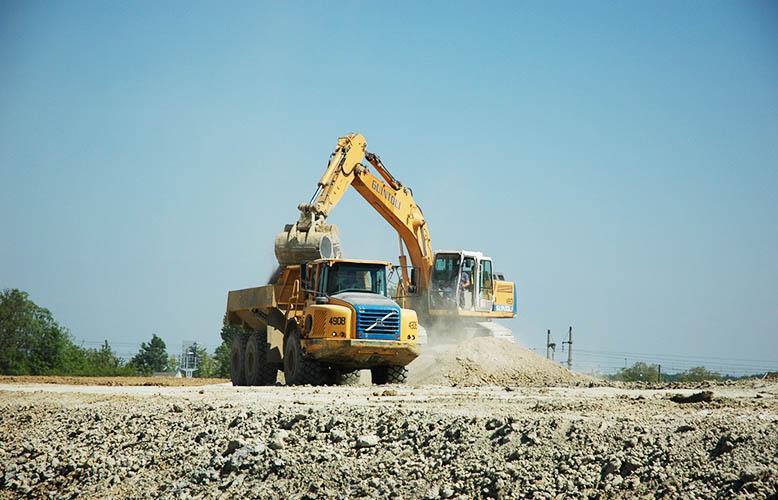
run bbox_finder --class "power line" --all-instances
[532,330,776,376]
[574,353,774,371]
[576,348,775,365]
[573,351,775,372]
[574,350,775,367]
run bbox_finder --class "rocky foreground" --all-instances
[0,381,776,499]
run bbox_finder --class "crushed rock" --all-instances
[0,382,776,498]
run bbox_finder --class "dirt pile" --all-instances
[408,337,591,386]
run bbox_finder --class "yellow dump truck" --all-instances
[226,259,420,386]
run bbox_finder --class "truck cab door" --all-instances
[477,259,494,311]
[318,264,329,296]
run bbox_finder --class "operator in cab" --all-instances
[459,258,474,309]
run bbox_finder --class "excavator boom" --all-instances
[275,133,433,293]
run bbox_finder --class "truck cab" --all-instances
[225,258,420,386]
[304,260,403,341]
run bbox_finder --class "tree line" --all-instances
[0,288,231,378]
[608,361,762,383]
[6,288,761,382]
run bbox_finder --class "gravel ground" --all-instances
[0,376,229,387]
[0,381,776,499]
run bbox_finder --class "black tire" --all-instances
[371,365,408,385]
[283,329,327,386]
[334,370,361,386]
[230,335,248,386]
[244,330,278,386]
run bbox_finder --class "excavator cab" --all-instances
[429,251,496,312]
[429,253,459,309]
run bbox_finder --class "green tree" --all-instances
[612,361,659,382]
[675,366,722,382]
[0,289,72,375]
[167,354,179,373]
[194,345,215,378]
[64,340,132,376]
[215,323,245,379]
[220,323,243,344]
[0,288,134,376]
[213,341,231,378]
[129,334,168,374]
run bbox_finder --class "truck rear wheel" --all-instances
[245,331,278,386]
[230,335,248,386]
[371,365,408,385]
[283,330,327,386]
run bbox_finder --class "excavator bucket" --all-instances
[274,221,343,266]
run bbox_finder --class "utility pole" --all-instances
[657,364,662,384]
[562,326,573,369]
[546,330,556,360]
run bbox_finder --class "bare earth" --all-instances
[0,379,776,499]
[0,376,229,387]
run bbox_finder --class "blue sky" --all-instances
[1,1,776,374]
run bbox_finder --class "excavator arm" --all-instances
[274,133,433,293]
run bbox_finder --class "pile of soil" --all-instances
[408,337,591,386]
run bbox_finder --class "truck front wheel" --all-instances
[245,331,278,386]
[371,365,408,385]
[283,330,326,386]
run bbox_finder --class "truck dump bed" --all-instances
[225,285,275,331]
[225,265,303,331]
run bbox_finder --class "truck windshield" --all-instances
[326,263,387,296]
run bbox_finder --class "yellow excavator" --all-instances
[274,133,517,342]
